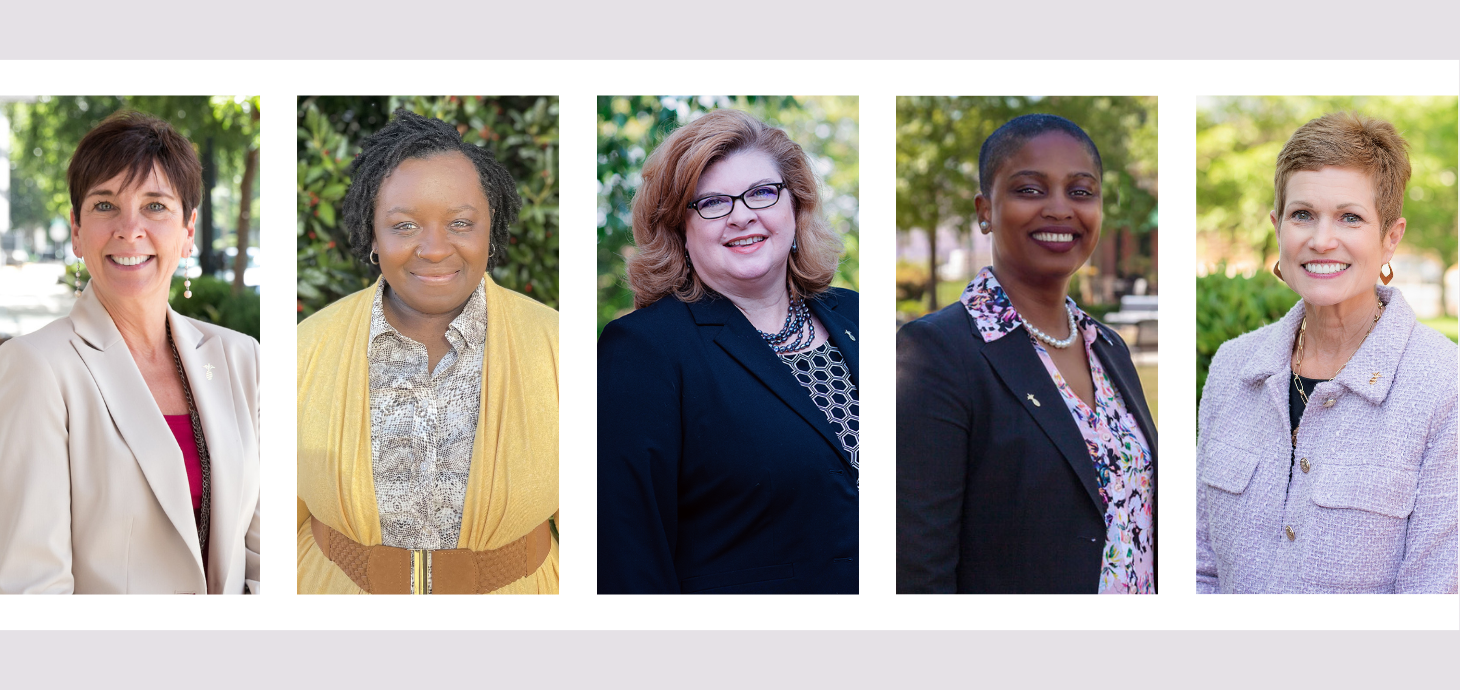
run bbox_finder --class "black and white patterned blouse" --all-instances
[779,341,859,485]
[367,281,487,550]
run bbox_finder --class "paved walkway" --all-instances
[0,261,76,339]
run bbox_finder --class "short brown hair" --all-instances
[626,109,841,309]
[1274,112,1411,234]
[67,111,203,224]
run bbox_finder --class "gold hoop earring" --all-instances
[1380,262,1394,285]
[1272,260,1284,282]
[369,251,380,265]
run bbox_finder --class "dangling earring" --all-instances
[183,253,193,299]
[1272,260,1284,282]
[74,257,85,296]
[979,220,991,235]
[684,248,693,271]
[791,237,798,253]
[1379,262,1394,285]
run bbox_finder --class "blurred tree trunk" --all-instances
[199,137,217,275]
[232,140,258,295]
[926,210,940,313]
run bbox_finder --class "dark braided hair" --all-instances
[978,114,1103,197]
[341,108,522,271]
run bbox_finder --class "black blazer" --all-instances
[598,288,859,594]
[896,302,1157,593]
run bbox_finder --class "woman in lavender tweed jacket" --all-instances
[1197,287,1457,593]
[1196,113,1458,594]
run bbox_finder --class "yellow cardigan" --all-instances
[296,276,558,594]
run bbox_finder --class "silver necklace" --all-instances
[1025,304,1079,349]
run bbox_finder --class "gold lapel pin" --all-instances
[1369,372,1382,385]
[204,363,216,381]
[1027,393,1041,407]
[845,330,856,341]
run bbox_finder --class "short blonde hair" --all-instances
[626,109,840,309]
[1274,112,1411,234]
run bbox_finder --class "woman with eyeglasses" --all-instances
[597,109,859,594]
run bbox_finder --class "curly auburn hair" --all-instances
[1274,112,1412,235]
[625,109,841,309]
[340,108,522,271]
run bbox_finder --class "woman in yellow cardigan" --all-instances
[297,109,558,594]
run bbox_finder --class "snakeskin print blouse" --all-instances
[780,341,860,486]
[367,281,486,550]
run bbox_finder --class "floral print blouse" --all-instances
[959,267,1154,594]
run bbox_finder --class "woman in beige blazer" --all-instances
[0,111,260,594]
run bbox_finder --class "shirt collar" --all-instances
[1238,285,1412,406]
[368,279,488,355]
[958,266,1102,346]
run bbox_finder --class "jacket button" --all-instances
[1285,525,1297,541]
[1324,399,1335,407]
[1300,458,1311,473]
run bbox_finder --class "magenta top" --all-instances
[164,415,203,512]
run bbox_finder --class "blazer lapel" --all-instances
[170,312,245,593]
[689,297,849,465]
[978,324,1105,514]
[1093,335,1158,458]
[68,292,204,575]
[808,291,859,387]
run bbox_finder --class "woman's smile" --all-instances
[1028,226,1082,252]
[1301,260,1350,278]
[107,254,155,269]
[723,233,769,253]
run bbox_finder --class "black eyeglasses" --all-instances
[686,182,786,220]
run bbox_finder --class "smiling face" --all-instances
[1272,166,1404,311]
[71,164,196,306]
[683,149,796,298]
[372,152,492,318]
[978,131,1102,287]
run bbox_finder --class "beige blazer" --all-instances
[0,286,260,594]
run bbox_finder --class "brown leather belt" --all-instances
[311,516,552,594]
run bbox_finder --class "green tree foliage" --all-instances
[897,96,1159,311]
[296,96,558,320]
[596,96,859,334]
[1196,96,1458,268]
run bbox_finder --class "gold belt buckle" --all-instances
[411,550,431,595]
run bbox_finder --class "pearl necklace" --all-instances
[1025,304,1079,349]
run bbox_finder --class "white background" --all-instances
[1,56,1456,683]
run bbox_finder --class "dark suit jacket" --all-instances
[598,288,859,594]
[896,302,1157,593]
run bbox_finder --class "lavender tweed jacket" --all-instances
[1196,286,1458,593]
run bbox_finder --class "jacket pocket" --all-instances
[1199,440,1261,495]
[680,563,795,593]
[1311,464,1420,519]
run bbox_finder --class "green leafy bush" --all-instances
[170,275,261,341]
[1196,268,1296,411]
